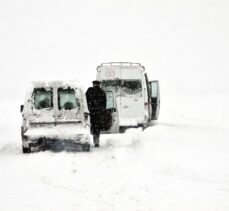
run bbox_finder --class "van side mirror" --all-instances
[20,105,24,113]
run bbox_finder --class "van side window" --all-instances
[151,82,158,98]
[58,88,80,110]
[34,88,53,110]
[105,91,114,109]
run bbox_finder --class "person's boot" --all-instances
[93,134,100,147]
[95,143,100,147]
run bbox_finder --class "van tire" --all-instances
[119,127,127,133]
[142,123,149,130]
[83,143,90,152]
[22,146,31,153]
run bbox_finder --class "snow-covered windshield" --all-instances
[101,80,142,96]
[34,88,53,110]
[58,88,80,110]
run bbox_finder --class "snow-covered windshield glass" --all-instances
[121,80,142,96]
[58,88,80,110]
[34,88,53,110]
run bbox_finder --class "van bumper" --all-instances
[23,124,91,151]
[23,135,90,152]
[28,137,90,152]
[119,118,147,127]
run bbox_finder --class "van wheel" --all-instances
[83,143,90,152]
[22,146,31,153]
[140,123,148,131]
[119,127,127,133]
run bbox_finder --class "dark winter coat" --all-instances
[86,86,107,134]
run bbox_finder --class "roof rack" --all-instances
[99,62,143,67]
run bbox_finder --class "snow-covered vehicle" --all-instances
[20,80,91,153]
[97,62,160,131]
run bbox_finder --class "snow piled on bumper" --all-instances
[119,118,146,127]
[24,124,90,141]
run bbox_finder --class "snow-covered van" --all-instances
[96,62,160,131]
[20,80,91,153]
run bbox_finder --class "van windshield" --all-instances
[34,88,53,110]
[101,80,142,96]
[58,88,80,110]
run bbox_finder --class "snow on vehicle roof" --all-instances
[29,79,82,89]
[97,62,145,72]
[24,80,85,102]
[98,62,143,67]
[23,79,89,115]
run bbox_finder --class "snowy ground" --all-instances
[1,0,229,210]
[0,92,229,211]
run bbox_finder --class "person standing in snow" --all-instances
[86,80,107,147]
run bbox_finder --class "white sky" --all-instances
[0,0,229,97]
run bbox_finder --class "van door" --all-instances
[30,87,56,123]
[56,87,82,123]
[100,90,119,134]
[149,80,160,120]
[119,80,144,126]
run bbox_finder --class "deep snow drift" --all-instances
[0,92,229,211]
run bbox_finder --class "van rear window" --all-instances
[58,88,80,110]
[101,80,142,96]
[101,80,121,88]
[34,88,53,110]
[121,80,142,95]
